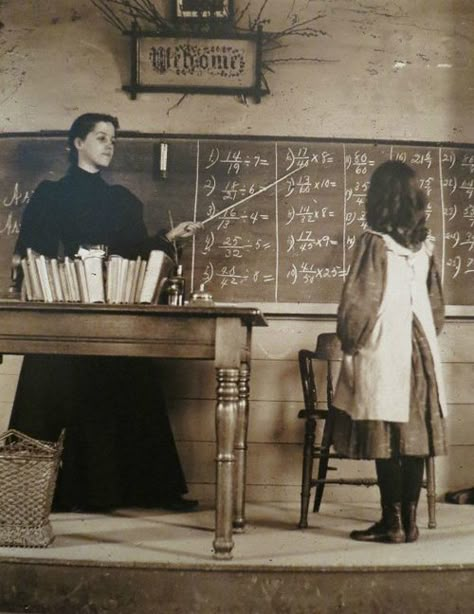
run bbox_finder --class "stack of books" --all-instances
[20,248,174,305]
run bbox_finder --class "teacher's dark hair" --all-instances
[67,113,119,165]
[366,160,428,248]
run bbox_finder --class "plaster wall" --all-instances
[0,0,473,141]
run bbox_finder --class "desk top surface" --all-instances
[0,300,268,327]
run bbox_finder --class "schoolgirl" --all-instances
[332,160,447,543]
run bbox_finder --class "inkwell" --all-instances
[189,283,214,306]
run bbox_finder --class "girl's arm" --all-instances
[336,232,386,354]
[427,255,445,334]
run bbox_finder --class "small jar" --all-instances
[189,284,214,306]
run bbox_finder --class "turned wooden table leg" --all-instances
[233,360,250,532]
[213,367,240,560]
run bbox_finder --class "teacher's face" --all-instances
[74,121,116,172]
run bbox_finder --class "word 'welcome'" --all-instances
[148,44,246,77]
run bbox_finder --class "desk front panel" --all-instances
[0,308,217,359]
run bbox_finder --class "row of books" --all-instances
[20,249,174,304]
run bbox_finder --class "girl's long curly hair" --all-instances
[366,160,428,248]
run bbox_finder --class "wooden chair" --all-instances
[297,332,437,530]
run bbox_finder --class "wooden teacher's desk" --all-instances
[0,301,267,559]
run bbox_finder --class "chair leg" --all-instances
[313,456,329,512]
[313,408,336,512]
[425,456,436,529]
[298,415,316,528]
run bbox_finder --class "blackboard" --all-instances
[1,133,473,314]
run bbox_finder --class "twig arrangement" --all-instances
[90,0,173,32]
[90,0,334,98]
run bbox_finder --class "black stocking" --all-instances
[375,458,402,506]
[376,456,424,507]
[401,456,424,504]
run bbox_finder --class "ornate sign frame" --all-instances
[123,26,267,103]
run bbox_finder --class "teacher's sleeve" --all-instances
[14,181,61,259]
[110,186,175,259]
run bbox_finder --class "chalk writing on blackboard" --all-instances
[0,135,473,311]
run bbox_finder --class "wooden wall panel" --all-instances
[158,359,322,402]
[435,447,474,493]
[439,323,474,362]
[177,440,473,506]
[0,357,23,430]
[447,405,474,446]
[0,373,20,403]
[176,441,377,488]
[169,399,305,444]
[166,319,474,503]
[0,403,11,432]
[0,356,23,373]
[0,319,472,504]
[251,318,336,361]
[443,364,474,405]
[170,400,474,449]
[159,358,474,405]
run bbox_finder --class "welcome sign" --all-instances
[123,31,266,102]
[144,39,252,86]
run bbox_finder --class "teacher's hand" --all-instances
[166,221,203,242]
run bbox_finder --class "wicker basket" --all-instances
[0,429,64,547]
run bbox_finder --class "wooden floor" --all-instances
[0,501,473,613]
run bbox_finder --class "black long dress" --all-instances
[9,166,188,510]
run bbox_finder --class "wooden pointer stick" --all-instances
[201,165,303,226]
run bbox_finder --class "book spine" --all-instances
[107,255,122,304]
[124,260,136,304]
[26,248,44,301]
[58,262,71,302]
[106,259,112,303]
[20,258,34,301]
[50,259,64,302]
[36,254,54,302]
[129,256,142,304]
[75,259,90,302]
[45,257,58,302]
[134,260,147,303]
[65,257,80,302]
[139,250,174,304]
[84,256,105,303]
[118,258,129,304]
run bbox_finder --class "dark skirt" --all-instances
[332,318,448,459]
[9,355,187,510]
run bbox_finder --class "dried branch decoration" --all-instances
[91,0,173,32]
[90,1,335,100]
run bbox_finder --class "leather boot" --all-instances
[384,502,406,543]
[350,504,406,543]
[402,501,419,543]
[350,506,389,542]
